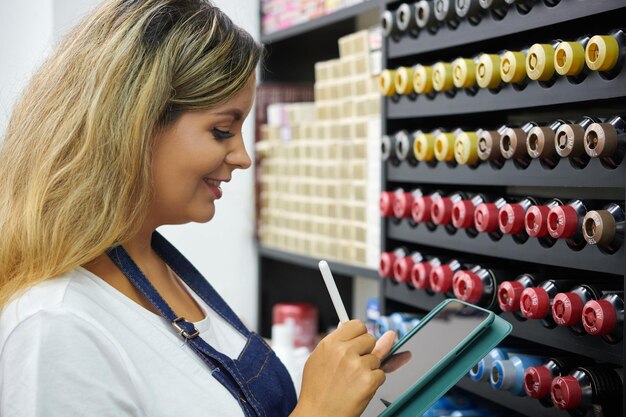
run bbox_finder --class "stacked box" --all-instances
[262,0,365,35]
[256,29,381,268]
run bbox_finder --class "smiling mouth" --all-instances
[203,178,223,198]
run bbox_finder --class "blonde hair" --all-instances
[0,0,262,307]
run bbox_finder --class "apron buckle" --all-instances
[172,316,199,339]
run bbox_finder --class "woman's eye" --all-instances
[212,128,235,140]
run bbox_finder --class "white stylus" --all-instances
[318,260,350,325]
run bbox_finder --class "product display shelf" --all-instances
[386,0,625,59]
[387,68,626,118]
[258,244,379,280]
[261,0,381,44]
[383,280,623,364]
[386,157,626,188]
[386,219,625,275]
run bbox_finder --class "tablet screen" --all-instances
[361,301,491,416]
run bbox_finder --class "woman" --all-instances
[0,1,396,416]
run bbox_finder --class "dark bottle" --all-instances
[519,279,579,328]
[394,129,416,165]
[410,256,443,292]
[500,122,537,169]
[395,3,420,38]
[526,40,560,88]
[381,133,398,165]
[429,259,463,296]
[584,116,626,169]
[554,116,601,169]
[478,0,508,20]
[433,0,460,29]
[585,29,626,80]
[582,292,624,344]
[524,357,591,407]
[498,274,540,321]
[431,191,466,234]
[552,284,619,335]
[452,193,487,238]
[379,247,408,279]
[381,10,400,38]
[582,203,624,254]
[504,0,536,14]
[546,199,590,250]
[452,265,505,311]
[500,49,529,90]
[411,190,442,230]
[415,0,440,34]
[455,0,484,25]
[554,36,591,84]
[477,125,507,168]
[525,199,562,247]
[412,129,438,165]
[498,196,537,243]
[551,366,623,415]
[474,197,507,241]
[526,120,568,169]
[393,251,425,285]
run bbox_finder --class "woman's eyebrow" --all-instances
[213,108,243,121]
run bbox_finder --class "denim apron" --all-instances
[106,232,298,417]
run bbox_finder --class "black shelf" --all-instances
[384,281,623,365]
[387,0,625,59]
[260,0,381,44]
[386,157,626,188]
[455,377,567,417]
[258,244,379,279]
[387,68,626,118]
[386,219,625,275]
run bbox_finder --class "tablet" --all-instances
[361,299,495,417]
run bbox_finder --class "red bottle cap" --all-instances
[452,200,475,229]
[525,205,551,237]
[582,299,617,335]
[452,270,483,303]
[547,205,579,239]
[412,196,433,223]
[393,192,413,219]
[551,376,582,410]
[411,262,432,289]
[380,192,395,217]
[520,287,551,319]
[497,281,525,312]
[524,366,553,399]
[552,292,584,326]
[430,265,454,293]
[393,256,414,284]
[474,203,499,233]
[379,252,396,278]
[431,197,454,225]
[499,203,526,234]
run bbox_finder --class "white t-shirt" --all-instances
[0,267,249,417]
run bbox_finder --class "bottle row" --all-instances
[380,30,625,97]
[382,116,626,169]
[381,190,625,253]
[379,248,624,343]
[382,0,562,38]
[469,349,622,414]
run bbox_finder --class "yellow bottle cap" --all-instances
[394,66,415,95]
[526,43,556,81]
[476,54,502,89]
[413,132,436,161]
[454,132,480,165]
[554,41,585,76]
[500,51,527,83]
[585,35,619,72]
[432,62,454,92]
[434,132,456,161]
[452,58,477,89]
[379,69,396,96]
[413,65,434,94]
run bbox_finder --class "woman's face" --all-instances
[148,76,255,227]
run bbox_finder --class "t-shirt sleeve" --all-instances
[1,309,146,417]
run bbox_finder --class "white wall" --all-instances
[0,0,261,330]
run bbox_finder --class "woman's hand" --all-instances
[291,321,397,417]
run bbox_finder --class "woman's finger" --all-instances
[371,330,396,360]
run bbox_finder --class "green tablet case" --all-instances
[379,299,512,417]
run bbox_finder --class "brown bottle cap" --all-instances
[526,126,556,159]
[500,127,527,159]
[555,124,586,158]
[582,210,616,246]
[477,130,502,161]
[584,123,618,158]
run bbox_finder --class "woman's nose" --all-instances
[227,136,252,170]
